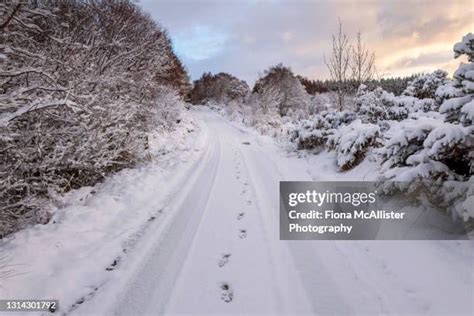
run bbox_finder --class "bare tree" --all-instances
[324,20,351,111]
[351,31,376,87]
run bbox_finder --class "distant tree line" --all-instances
[188,67,419,107]
[297,75,419,96]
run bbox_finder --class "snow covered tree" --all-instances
[350,31,376,87]
[253,64,310,116]
[324,20,351,111]
[0,1,189,237]
[188,72,214,104]
[379,33,474,222]
[439,33,474,125]
[252,85,282,116]
[189,72,249,104]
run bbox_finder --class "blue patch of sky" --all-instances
[173,25,229,61]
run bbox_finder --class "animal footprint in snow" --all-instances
[220,283,233,303]
[237,212,245,220]
[218,253,231,268]
[239,229,247,239]
[246,200,252,205]
[106,257,121,271]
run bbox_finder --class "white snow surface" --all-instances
[1,107,473,315]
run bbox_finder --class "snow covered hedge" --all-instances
[0,1,189,237]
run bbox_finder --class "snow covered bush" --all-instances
[356,85,396,122]
[328,120,380,170]
[356,69,455,124]
[296,120,329,151]
[0,1,189,237]
[294,110,356,151]
[380,119,473,219]
[380,118,471,178]
[379,33,474,221]
[402,70,449,99]
[155,86,186,130]
[355,86,410,123]
[320,110,356,128]
[435,81,463,104]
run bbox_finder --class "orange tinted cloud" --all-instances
[334,0,473,77]
[141,0,473,82]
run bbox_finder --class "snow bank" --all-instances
[0,111,206,313]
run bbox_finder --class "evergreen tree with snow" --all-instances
[380,33,474,222]
[403,70,449,100]
[439,33,474,125]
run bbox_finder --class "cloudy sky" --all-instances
[140,0,473,84]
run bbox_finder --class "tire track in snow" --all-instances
[77,122,222,316]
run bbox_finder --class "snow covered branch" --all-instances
[0,0,189,237]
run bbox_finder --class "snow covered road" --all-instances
[91,108,314,315]
[1,108,472,315]
[93,108,473,316]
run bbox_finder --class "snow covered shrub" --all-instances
[380,118,471,177]
[380,119,473,219]
[293,110,357,151]
[402,70,449,99]
[155,86,186,130]
[328,120,380,171]
[251,113,284,137]
[220,100,252,124]
[435,82,463,104]
[393,95,438,115]
[379,33,474,221]
[0,1,189,236]
[241,85,285,137]
[356,85,391,122]
[355,85,410,123]
[321,110,356,128]
[296,120,328,151]
[356,83,443,124]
